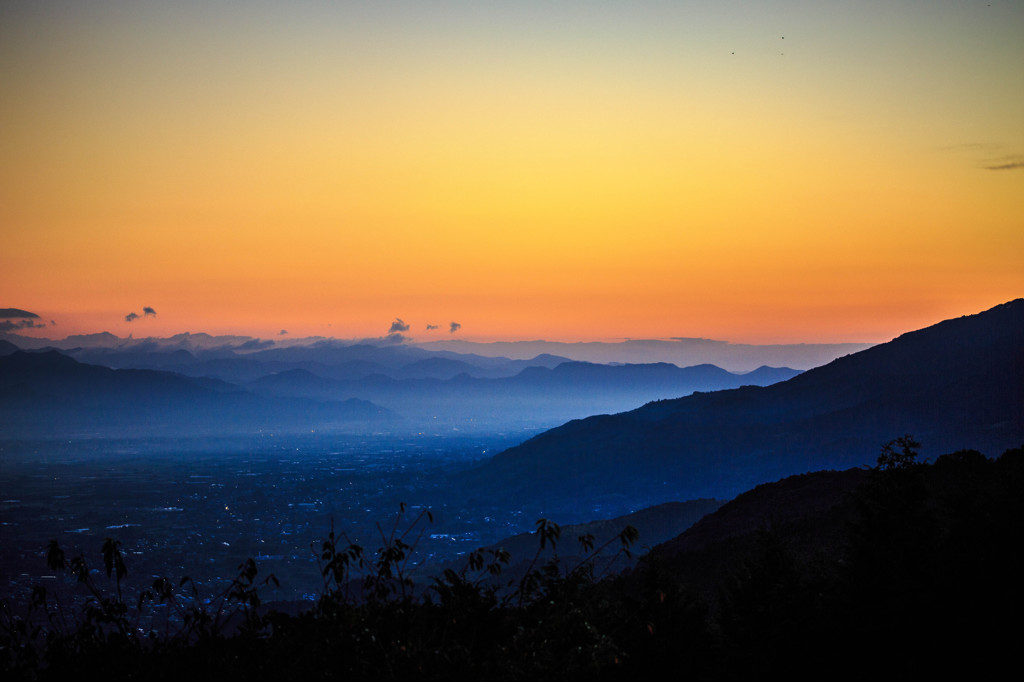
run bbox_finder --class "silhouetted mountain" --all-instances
[60,331,123,348]
[7,328,869,372]
[464,299,1024,503]
[637,468,870,597]
[650,468,868,557]
[739,365,804,384]
[14,342,729,434]
[242,359,801,431]
[248,367,336,395]
[621,447,1024,677]
[63,346,201,372]
[62,339,572,385]
[502,361,790,392]
[0,350,395,437]
[416,337,874,372]
[159,332,263,350]
[0,350,216,406]
[394,357,484,380]
[243,341,427,367]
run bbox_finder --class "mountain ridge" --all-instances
[464,299,1024,502]
[0,350,396,437]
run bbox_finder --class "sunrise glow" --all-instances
[3,1,1022,344]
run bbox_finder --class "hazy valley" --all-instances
[2,299,1022,678]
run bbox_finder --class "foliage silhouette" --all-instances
[875,434,922,471]
[4,443,1023,680]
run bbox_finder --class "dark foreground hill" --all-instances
[464,299,1024,502]
[5,445,1021,680]
[620,444,1024,678]
[425,498,725,583]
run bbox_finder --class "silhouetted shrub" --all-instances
[5,443,1023,680]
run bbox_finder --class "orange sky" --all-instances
[2,1,1022,344]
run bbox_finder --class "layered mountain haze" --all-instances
[243,361,802,431]
[1,330,863,374]
[0,335,801,436]
[2,300,1022,679]
[417,338,875,373]
[0,350,394,437]
[465,299,1024,502]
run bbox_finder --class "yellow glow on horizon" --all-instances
[2,1,1022,344]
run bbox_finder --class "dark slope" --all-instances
[639,468,871,596]
[620,448,1024,677]
[464,299,1024,502]
[0,350,236,407]
[437,498,725,580]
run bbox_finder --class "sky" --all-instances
[2,0,1022,344]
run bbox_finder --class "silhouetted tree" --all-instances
[875,434,921,471]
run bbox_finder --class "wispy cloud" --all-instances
[982,157,1024,171]
[143,306,157,316]
[426,324,439,330]
[237,339,275,351]
[125,312,140,322]
[279,329,289,336]
[449,321,461,334]
[389,318,410,333]
[939,143,1024,171]
[1,320,47,332]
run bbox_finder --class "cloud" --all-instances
[279,329,289,336]
[0,308,40,319]
[938,143,1024,170]
[1,320,44,332]
[237,339,275,351]
[0,308,48,332]
[388,318,410,333]
[983,158,1024,171]
[449,321,461,334]
[426,324,440,330]
[384,333,409,344]
[126,306,159,322]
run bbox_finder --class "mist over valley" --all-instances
[2,300,1022,677]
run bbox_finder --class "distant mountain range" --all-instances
[0,340,801,436]
[463,299,1024,503]
[241,360,801,430]
[1,329,870,373]
[416,338,874,372]
[0,350,394,437]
